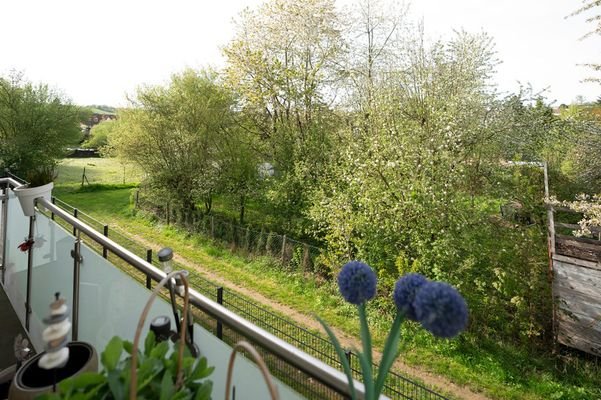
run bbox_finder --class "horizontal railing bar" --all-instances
[37,197,374,399]
[0,177,26,189]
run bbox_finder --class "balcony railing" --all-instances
[0,177,373,400]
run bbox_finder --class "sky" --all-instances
[0,0,598,106]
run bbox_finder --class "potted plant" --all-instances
[29,271,281,400]
[36,270,215,400]
[35,332,214,400]
[13,166,56,217]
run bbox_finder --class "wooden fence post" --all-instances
[281,235,287,262]
[302,244,310,272]
[211,216,214,237]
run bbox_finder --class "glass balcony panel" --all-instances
[1,193,307,398]
[3,190,30,324]
[4,196,76,350]
[75,220,303,399]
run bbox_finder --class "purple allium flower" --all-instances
[414,282,468,338]
[393,273,428,321]
[337,261,377,305]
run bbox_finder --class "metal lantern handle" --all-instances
[225,340,280,400]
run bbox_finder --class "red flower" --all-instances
[18,239,34,252]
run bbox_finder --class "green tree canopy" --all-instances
[0,72,82,184]
[110,69,237,212]
[223,0,345,229]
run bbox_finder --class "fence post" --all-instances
[166,203,170,225]
[211,216,214,237]
[281,234,287,262]
[302,244,309,273]
[102,225,109,258]
[146,249,152,289]
[73,208,78,236]
[216,287,223,340]
[51,197,55,220]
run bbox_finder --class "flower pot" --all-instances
[13,182,53,217]
[8,341,97,400]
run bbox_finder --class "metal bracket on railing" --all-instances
[70,248,83,263]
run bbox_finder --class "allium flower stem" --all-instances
[358,303,374,399]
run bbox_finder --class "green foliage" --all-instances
[38,331,213,400]
[110,69,237,212]
[224,0,344,228]
[83,119,117,151]
[0,72,82,184]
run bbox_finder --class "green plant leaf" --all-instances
[316,315,357,400]
[159,369,175,400]
[144,330,156,356]
[107,370,125,400]
[123,340,134,355]
[194,380,213,400]
[150,340,169,360]
[137,358,163,392]
[190,357,214,383]
[33,395,61,400]
[172,389,193,400]
[102,336,123,371]
[374,312,404,397]
[69,372,106,390]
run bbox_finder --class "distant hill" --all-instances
[86,105,117,115]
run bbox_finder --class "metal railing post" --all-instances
[51,197,56,220]
[146,249,152,289]
[73,208,78,236]
[216,287,223,340]
[102,225,109,258]
[1,185,8,284]
[71,229,82,341]
[25,215,35,331]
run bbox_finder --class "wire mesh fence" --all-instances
[134,192,327,276]
[49,196,448,400]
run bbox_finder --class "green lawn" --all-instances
[56,158,144,187]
